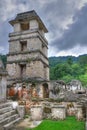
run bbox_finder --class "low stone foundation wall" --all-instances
[29,101,85,121]
[30,105,43,121]
[30,104,66,121]
[51,105,66,120]
[76,105,83,120]
[17,105,25,119]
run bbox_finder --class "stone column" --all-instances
[17,105,25,119]
[76,105,83,120]
[51,105,66,120]
[0,75,7,102]
[30,105,43,121]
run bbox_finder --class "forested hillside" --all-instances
[0,55,7,67]
[0,54,87,87]
[49,54,87,87]
[49,56,79,67]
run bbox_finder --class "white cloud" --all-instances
[0,46,5,53]
[0,0,87,56]
[78,0,87,9]
[56,45,87,57]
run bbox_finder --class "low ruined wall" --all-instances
[0,76,7,102]
[30,105,66,121]
[76,105,83,120]
[51,105,66,120]
[17,105,25,119]
[30,105,43,121]
[66,102,77,116]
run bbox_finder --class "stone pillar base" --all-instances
[51,105,66,120]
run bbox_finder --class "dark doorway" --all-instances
[20,41,27,51]
[20,64,26,78]
[42,83,49,98]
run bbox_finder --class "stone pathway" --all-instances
[11,119,42,130]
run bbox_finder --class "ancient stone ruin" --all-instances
[0,57,7,102]
[0,10,87,129]
[7,10,49,83]
[6,10,49,100]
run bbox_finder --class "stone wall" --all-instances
[13,19,39,32]
[7,60,49,80]
[17,105,25,119]
[6,63,20,78]
[9,41,20,53]
[27,38,42,52]
[30,104,66,121]
[76,105,84,120]
[26,61,47,79]
[51,105,66,120]
[14,23,20,32]
[66,102,77,116]
[30,105,43,120]
[7,30,49,82]
[7,52,49,65]
[0,76,7,102]
[9,31,48,52]
[30,20,39,30]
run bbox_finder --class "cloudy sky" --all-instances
[0,0,87,57]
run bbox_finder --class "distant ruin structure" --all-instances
[0,10,87,129]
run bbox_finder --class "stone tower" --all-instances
[7,10,49,85]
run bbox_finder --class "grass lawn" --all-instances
[26,116,85,130]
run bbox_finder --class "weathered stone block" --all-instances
[76,105,83,120]
[30,105,43,121]
[51,105,66,120]
[17,105,25,119]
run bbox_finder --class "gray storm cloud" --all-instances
[52,4,87,52]
[0,0,87,55]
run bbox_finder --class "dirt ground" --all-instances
[11,119,42,130]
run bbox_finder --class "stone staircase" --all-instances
[0,102,21,130]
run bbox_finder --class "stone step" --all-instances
[0,102,11,109]
[0,114,19,125]
[0,106,13,114]
[3,117,21,130]
[0,101,21,129]
[0,110,16,121]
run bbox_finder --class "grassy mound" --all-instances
[26,116,85,130]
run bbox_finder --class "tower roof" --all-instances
[9,10,48,33]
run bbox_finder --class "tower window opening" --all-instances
[21,22,29,31]
[42,83,49,98]
[20,41,27,51]
[20,64,26,78]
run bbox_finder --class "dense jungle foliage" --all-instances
[49,54,87,87]
[0,54,87,87]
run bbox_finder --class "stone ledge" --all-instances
[7,58,49,67]
[9,32,48,47]
[7,77,49,84]
[7,49,48,60]
[31,105,43,108]
[52,105,65,108]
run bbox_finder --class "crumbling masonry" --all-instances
[7,10,49,83]
[6,10,49,99]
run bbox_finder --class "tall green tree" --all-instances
[53,63,73,80]
[66,57,73,65]
[79,55,87,66]
[79,74,87,87]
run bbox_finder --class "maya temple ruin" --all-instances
[0,10,87,130]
